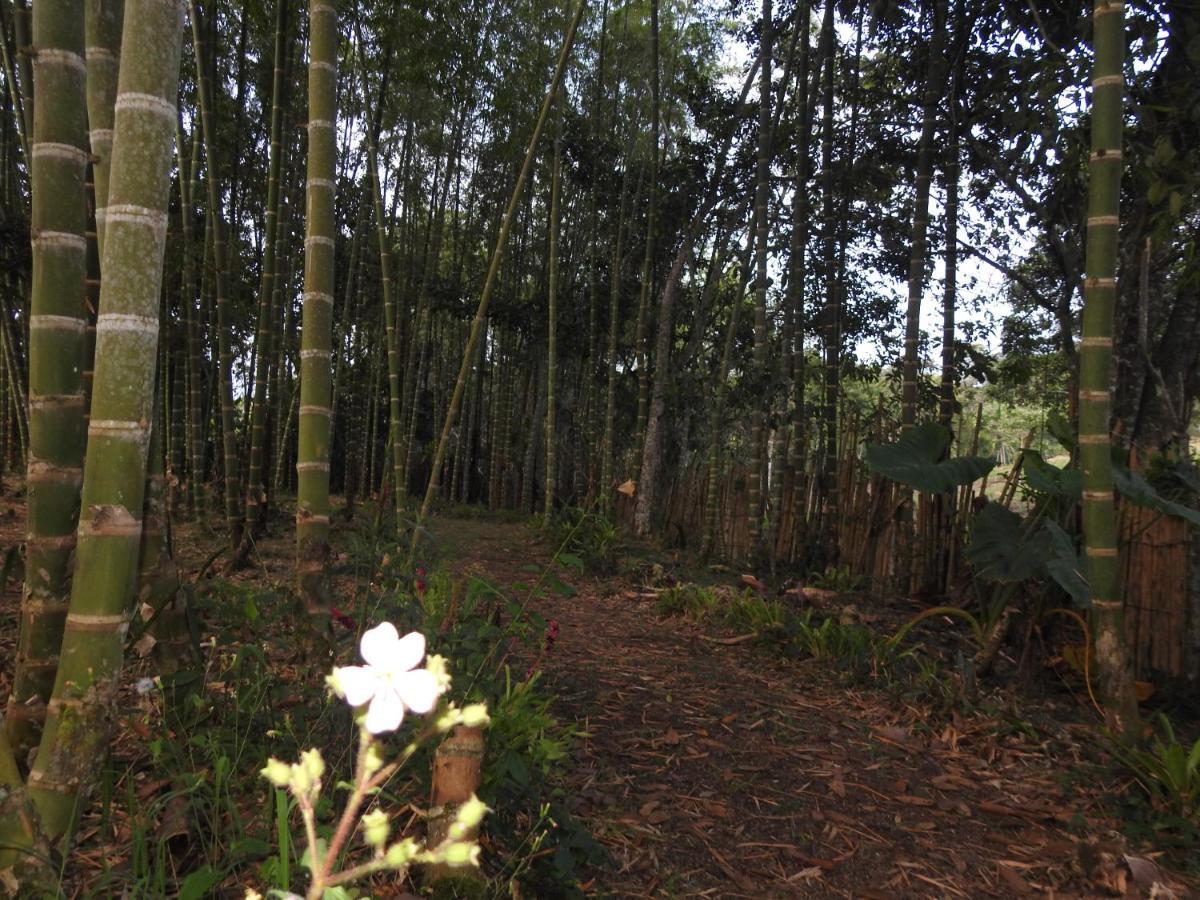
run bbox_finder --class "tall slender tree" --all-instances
[544,89,563,517]
[746,0,772,553]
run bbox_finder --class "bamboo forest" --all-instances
[1,0,1200,895]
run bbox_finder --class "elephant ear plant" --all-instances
[254,624,490,899]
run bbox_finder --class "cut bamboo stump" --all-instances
[426,725,485,884]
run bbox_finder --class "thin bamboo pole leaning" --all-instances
[417,0,587,527]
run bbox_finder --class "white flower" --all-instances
[135,677,157,696]
[332,624,443,734]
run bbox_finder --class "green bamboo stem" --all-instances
[544,91,563,518]
[296,0,337,631]
[599,155,634,514]
[354,44,403,523]
[27,0,181,844]
[188,0,243,550]
[84,0,122,255]
[1082,0,1138,737]
[9,0,90,765]
[896,0,947,592]
[241,0,291,552]
[174,114,204,520]
[746,0,772,553]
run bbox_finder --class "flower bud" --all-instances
[455,796,489,830]
[384,837,420,867]
[260,758,292,788]
[460,703,490,727]
[425,654,452,691]
[361,809,389,847]
[300,748,325,783]
[440,841,480,868]
[362,742,384,775]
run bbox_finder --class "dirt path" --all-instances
[429,512,1185,899]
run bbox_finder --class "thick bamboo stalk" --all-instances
[1082,0,1137,736]
[26,0,181,844]
[9,0,90,764]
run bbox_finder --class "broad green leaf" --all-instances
[1021,449,1081,498]
[1114,466,1200,527]
[966,502,1045,583]
[179,867,221,900]
[1045,410,1075,453]
[1042,521,1090,606]
[864,423,994,494]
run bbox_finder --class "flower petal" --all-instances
[392,631,427,672]
[364,690,405,734]
[335,666,379,707]
[395,668,441,714]
[359,622,400,667]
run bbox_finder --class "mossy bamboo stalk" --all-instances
[9,0,89,764]
[26,0,181,843]
[84,0,122,255]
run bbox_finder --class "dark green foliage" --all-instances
[864,422,994,493]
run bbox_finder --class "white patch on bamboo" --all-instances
[30,315,86,332]
[35,48,86,75]
[32,231,87,252]
[115,91,176,120]
[97,313,160,337]
[31,142,89,164]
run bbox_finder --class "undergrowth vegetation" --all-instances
[76,511,603,898]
